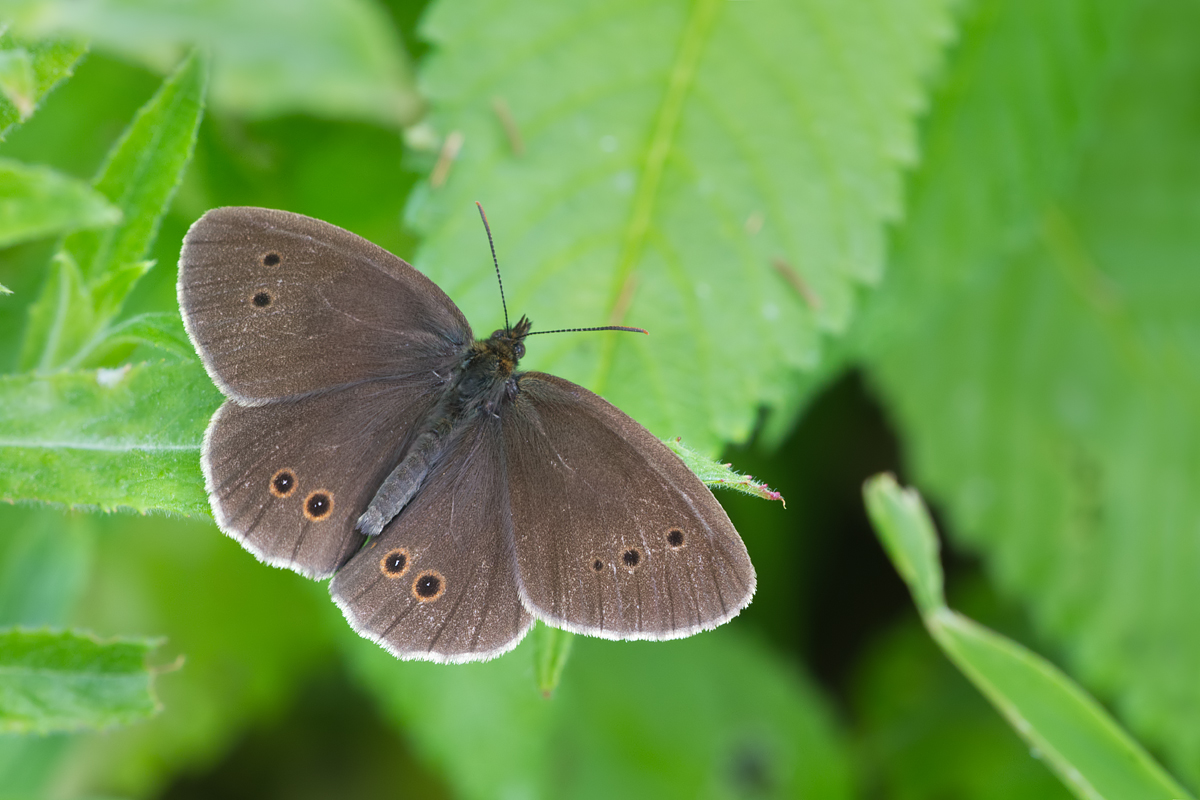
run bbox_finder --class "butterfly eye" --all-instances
[412,570,446,602]
[666,529,685,549]
[513,342,525,359]
[303,491,333,520]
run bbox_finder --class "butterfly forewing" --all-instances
[502,373,756,639]
[330,418,535,663]
[179,207,472,404]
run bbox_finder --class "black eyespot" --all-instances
[591,559,604,572]
[303,491,333,520]
[622,548,641,568]
[667,529,685,548]
[262,252,281,267]
[270,469,295,498]
[413,570,445,601]
[380,548,409,578]
[252,291,272,307]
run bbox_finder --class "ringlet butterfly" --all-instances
[178,205,756,663]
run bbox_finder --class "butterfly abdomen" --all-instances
[356,328,526,537]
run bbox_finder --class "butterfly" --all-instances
[178,206,755,663]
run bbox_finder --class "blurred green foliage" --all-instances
[865,475,1192,800]
[0,0,1197,798]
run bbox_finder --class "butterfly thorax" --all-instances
[354,316,531,538]
[451,314,531,414]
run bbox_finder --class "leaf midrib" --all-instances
[591,0,722,394]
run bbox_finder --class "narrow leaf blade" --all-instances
[666,437,784,503]
[17,50,206,371]
[530,622,573,697]
[17,249,94,373]
[0,628,160,733]
[931,611,1194,800]
[0,31,86,139]
[866,476,1194,800]
[67,49,206,284]
[77,310,196,366]
[0,157,121,247]
[863,474,944,614]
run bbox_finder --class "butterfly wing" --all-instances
[179,206,472,404]
[203,379,444,578]
[502,373,756,639]
[329,417,534,662]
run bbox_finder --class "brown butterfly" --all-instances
[178,206,755,662]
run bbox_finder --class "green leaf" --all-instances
[74,310,195,366]
[851,591,1074,800]
[860,0,1200,781]
[763,0,1140,444]
[865,475,1194,800]
[409,0,954,452]
[66,51,205,286]
[863,474,944,614]
[0,157,121,247]
[932,612,1194,800]
[0,506,100,794]
[18,249,92,371]
[529,622,572,697]
[62,513,344,795]
[0,45,35,117]
[2,0,420,126]
[18,50,205,372]
[666,436,784,503]
[346,628,854,800]
[0,362,219,516]
[0,30,86,139]
[0,628,160,734]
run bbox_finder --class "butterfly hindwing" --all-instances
[202,379,446,578]
[330,417,534,663]
[502,373,756,639]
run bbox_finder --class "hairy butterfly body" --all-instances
[179,206,755,663]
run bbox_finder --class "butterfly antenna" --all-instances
[527,325,648,336]
[475,201,511,332]
[475,202,647,338]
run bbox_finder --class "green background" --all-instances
[1,0,1197,797]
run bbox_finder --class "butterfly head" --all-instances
[488,314,532,364]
